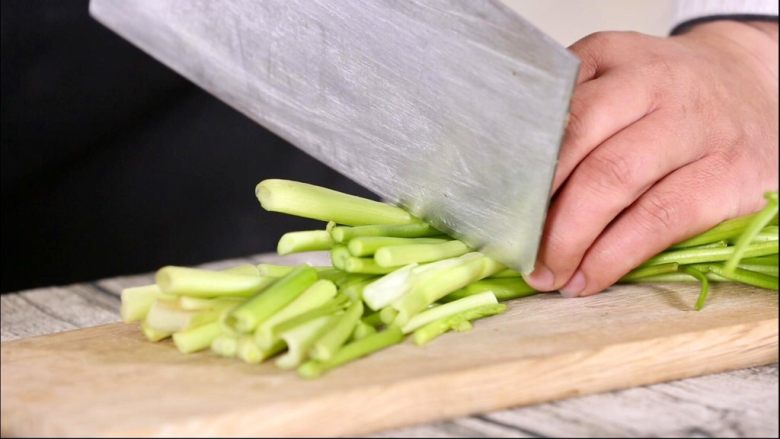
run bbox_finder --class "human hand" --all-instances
[525,20,779,297]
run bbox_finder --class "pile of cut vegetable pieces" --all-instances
[121,180,778,378]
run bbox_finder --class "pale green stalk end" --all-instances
[256,179,415,225]
[276,315,336,370]
[277,230,335,255]
[141,321,172,342]
[226,265,318,334]
[156,266,267,298]
[310,301,363,361]
[173,321,222,354]
[412,303,507,346]
[121,284,161,323]
[211,334,239,358]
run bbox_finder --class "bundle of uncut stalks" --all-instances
[121,180,778,378]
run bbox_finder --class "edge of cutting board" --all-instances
[1,285,778,437]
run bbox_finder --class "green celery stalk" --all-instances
[297,327,404,379]
[738,255,779,266]
[412,304,507,346]
[347,237,449,257]
[310,301,364,361]
[330,246,351,270]
[155,266,272,298]
[443,278,537,302]
[641,241,778,266]
[679,266,710,311]
[330,222,440,243]
[225,265,318,334]
[256,264,331,277]
[241,338,285,364]
[672,212,760,248]
[254,279,337,350]
[351,320,377,340]
[341,277,377,302]
[737,226,778,243]
[724,193,779,275]
[374,240,471,267]
[391,253,500,327]
[706,264,779,290]
[488,269,522,279]
[620,263,679,282]
[367,256,480,313]
[256,179,415,225]
[144,299,201,333]
[177,296,244,311]
[342,256,399,274]
[737,264,779,277]
[173,321,222,354]
[401,291,498,334]
[362,263,418,311]
[621,273,728,283]
[277,230,335,255]
[141,321,172,342]
[269,295,350,339]
[361,311,384,328]
[276,315,337,370]
[211,334,239,358]
[120,284,161,323]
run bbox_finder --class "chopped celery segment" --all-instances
[443,278,537,302]
[413,304,507,346]
[120,284,161,323]
[276,315,336,369]
[391,253,501,327]
[374,240,470,267]
[348,236,449,257]
[297,327,404,379]
[342,256,399,274]
[402,292,498,334]
[155,266,269,298]
[173,321,222,354]
[351,320,377,340]
[256,179,415,225]
[331,222,440,243]
[310,300,364,361]
[362,263,418,311]
[226,266,318,334]
[254,279,337,350]
[277,230,335,255]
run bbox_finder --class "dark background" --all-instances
[1,0,375,293]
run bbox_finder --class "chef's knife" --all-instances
[89,0,579,274]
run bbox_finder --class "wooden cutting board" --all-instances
[2,282,777,437]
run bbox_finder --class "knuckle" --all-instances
[580,149,637,193]
[633,191,681,233]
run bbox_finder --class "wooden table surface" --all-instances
[2,252,778,438]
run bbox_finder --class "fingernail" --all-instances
[560,271,586,298]
[525,263,555,291]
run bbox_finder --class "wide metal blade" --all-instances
[90,0,579,274]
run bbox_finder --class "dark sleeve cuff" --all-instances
[671,14,779,35]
